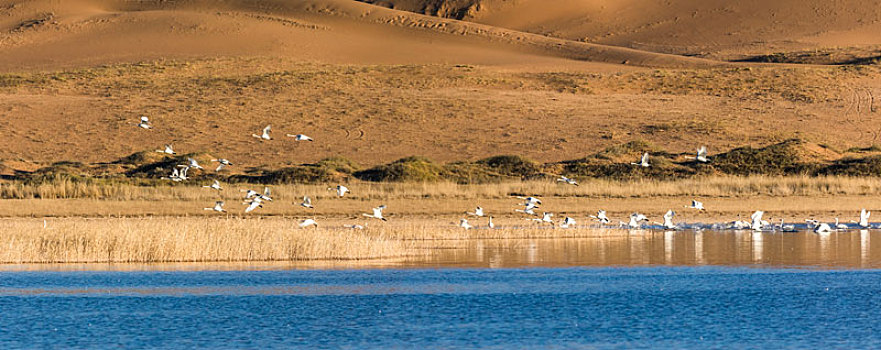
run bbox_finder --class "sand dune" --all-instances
[364,0,881,58]
[0,0,711,71]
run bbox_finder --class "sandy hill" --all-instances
[362,0,881,59]
[0,0,709,71]
[0,0,879,173]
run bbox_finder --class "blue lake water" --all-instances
[3,267,881,349]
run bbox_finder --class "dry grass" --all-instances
[0,217,411,264]
[4,176,881,201]
[0,217,626,264]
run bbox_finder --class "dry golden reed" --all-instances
[4,176,881,201]
[0,217,626,264]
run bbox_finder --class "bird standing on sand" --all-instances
[557,176,579,186]
[300,196,313,209]
[211,158,233,172]
[252,125,272,140]
[631,153,650,167]
[137,116,152,129]
[286,134,314,141]
[203,180,222,191]
[204,201,226,213]
[299,219,319,228]
[157,144,176,155]
[363,205,388,221]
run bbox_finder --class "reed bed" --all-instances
[0,217,630,264]
[3,176,881,201]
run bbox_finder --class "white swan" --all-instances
[286,134,314,141]
[560,217,576,229]
[814,223,833,234]
[137,116,152,129]
[203,201,225,212]
[660,210,676,230]
[363,205,388,221]
[488,216,495,229]
[156,144,175,155]
[244,197,263,213]
[631,153,650,167]
[590,210,611,224]
[853,209,871,228]
[252,125,271,140]
[330,185,349,197]
[187,158,203,170]
[557,176,579,186]
[467,206,485,217]
[628,213,649,228]
[203,180,222,191]
[300,196,313,209]
[750,211,765,231]
[211,158,233,172]
[685,200,705,211]
[299,219,318,228]
[459,219,473,230]
[532,212,554,225]
[686,146,709,163]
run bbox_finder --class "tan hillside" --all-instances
[0,0,879,173]
[363,0,881,59]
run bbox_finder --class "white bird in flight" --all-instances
[137,116,152,129]
[459,219,473,230]
[685,200,705,211]
[685,146,709,163]
[203,180,222,191]
[204,201,226,213]
[252,125,272,140]
[187,158,203,170]
[628,213,648,228]
[211,158,233,172]
[467,206,485,217]
[242,189,259,199]
[244,197,263,213]
[631,153,650,167]
[516,196,542,206]
[590,210,611,224]
[299,219,319,228]
[853,209,871,228]
[560,216,576,229]
[156,144,175,155]
[750,211,765,231]
[515,203,539,216]
[286,134,314,142]
[300,196,313,209]
[659,210,676,230]
[330,185,349,197]
[258,187,273,201]
[557,176,579,186]
[363,205,388,221]
[533,212,554,225]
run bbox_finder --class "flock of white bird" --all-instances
[139,118,871,233]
